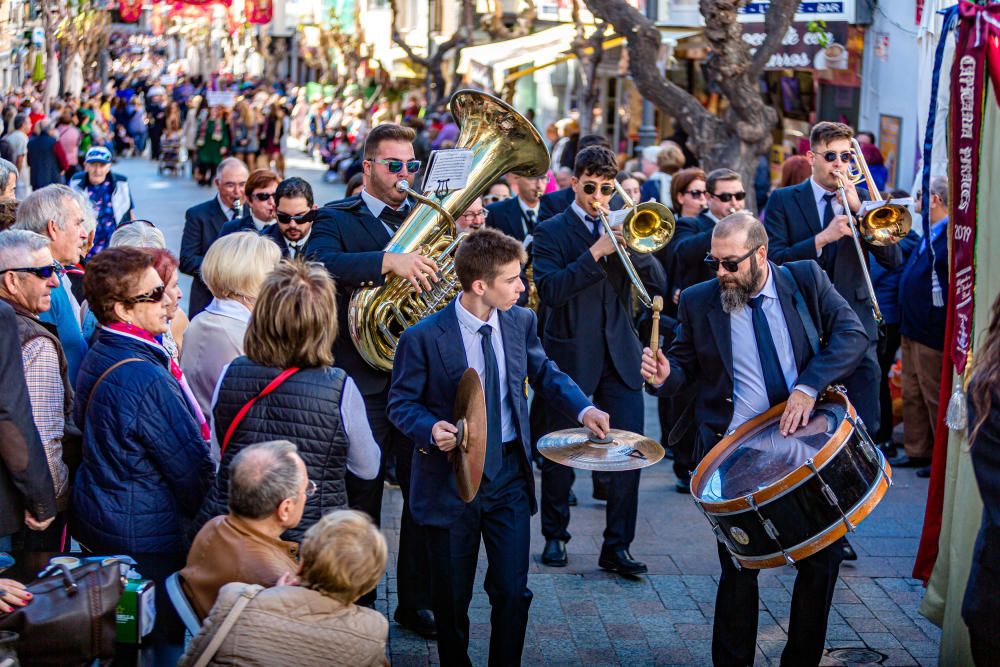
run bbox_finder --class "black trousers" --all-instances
[540,362,643,551]
[843,341,882,437]
[713,539,844,667]
[426,444,533,667]
[347,389,432,611]
[875,322,902,444]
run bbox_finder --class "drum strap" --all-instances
[779,266,820,356]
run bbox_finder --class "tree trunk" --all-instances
[391,0,473,111]
[585,0,799,211]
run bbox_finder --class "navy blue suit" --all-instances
[764,180,902,434]
[898,222,949,350]
[388,299,590,666]
[672,211,716,291]
[259,223,317,261]
[658,260,866,666]
[532,206,666,551]
[179,198,230,317]
[218,212,257,237]
[538,186,574,222]
[486,196,535,308]
[309,192,432,613]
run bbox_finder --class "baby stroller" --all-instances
[158,131,182,175]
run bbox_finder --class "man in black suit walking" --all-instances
[644,212,867,667]
[764,121,901,437]
[486,173,545,243]
[532,145,666,576]
[537,134,612,222]
[309,123,437,636]
[180,157,248,317]
[265,177,318,260]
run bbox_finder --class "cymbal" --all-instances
[452,368,487,502]
[537,428,665,471]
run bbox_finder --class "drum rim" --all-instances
[726,456,892,569]
[690,389,858,512]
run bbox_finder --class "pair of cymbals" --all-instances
[538,428,665,471]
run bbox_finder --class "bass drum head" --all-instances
[698,401,847,503]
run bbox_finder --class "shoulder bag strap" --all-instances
[84,358,144,420]
[190,585,261,667]
[779,265,821,356]
[221,367,300,456]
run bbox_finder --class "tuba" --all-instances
[348,90,549,371]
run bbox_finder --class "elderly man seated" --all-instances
[181,440,306,620]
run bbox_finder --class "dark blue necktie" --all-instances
[585,215,601,242]
[479,324,502,480]
[821,192,838,269]
[748,295,790,408]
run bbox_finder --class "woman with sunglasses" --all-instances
[72,247,215,665]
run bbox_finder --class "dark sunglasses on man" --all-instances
[821,151,853,164]
[0,261,64,280]
[252,192,275,202]
[581,182,616,197]
[372,158,422,174]
[704,245,761,273]
[710,191,747,203]
[276,210,318,225]
[123,284,166,305]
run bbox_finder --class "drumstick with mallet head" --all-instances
[646,295,664,384]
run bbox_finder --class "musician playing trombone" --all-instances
[531,145,666,576]
[764,122,902,474]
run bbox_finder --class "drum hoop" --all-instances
[691,388,858,513]
[726,462,890,569]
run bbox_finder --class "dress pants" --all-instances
[425,444,533,667]
[842,341,882,438]
[348,389,432,611]
[900,336,943,459]
[713,539,845,667]
[540,361,643,550]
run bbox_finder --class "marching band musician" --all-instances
[532,146,667,575]
[487,172,545,308]
[310,123,437,636]
[642,213,866,666]
[387,228,609,666]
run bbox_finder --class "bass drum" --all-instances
[690,388,892,569]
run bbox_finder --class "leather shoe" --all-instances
[598,548,648,577]
[393,607,437,639]
[841,540,858,562]
[916,466,932,478]
[888,454,931,468]
[568,489,578,506]
[542,539,568,567]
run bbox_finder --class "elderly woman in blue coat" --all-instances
[72,247,214,665]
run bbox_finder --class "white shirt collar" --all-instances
[517,197,539,216]
[216,194,237,217]
[204,297,252,322]
[751,263,778,303]
[360,187,408,220]
[285,229,312,248]
[705,209,719,224]
[251,215,269,232]
[454,293,499,336]
[570,201,593,224]
[809,177,838,208]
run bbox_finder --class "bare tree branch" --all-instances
[750,0,801,77]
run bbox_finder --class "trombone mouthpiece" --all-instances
[395,180,408,192]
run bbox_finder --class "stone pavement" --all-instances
[121,151,941,666]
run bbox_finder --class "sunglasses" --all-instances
[684,189,706,198]
[124,284,166,305]
[581,182,616,197]
[482,194,506,205]
[704,245,761,273]
[710,191,746,203]
[821,151,853,164]
[276,210,317,225]
[373,158,421,174]
[252,192,274,202]
[0,262,64,279]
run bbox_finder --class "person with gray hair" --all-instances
[892,175,951,475]
[4,115,29,199]
[180,440,305,620]
[0,229,72,550]
[642,210,868,667]
[109,220,167,249]
[26,118,65,192]
[13,184,89,383]
[0,157,18,200]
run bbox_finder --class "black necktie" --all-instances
[524,209,536,235]
[748,295,790,408]
[288,242,301,259]
[380,206,409,232]
[479,324,502,480]
[821,192,838,268]
[585,215,601,242]
[230,208,239,221]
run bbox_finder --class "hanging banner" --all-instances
[948,0,998,374]
[119,0,142,22]
[247,0,273,24]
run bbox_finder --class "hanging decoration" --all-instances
[246,0,272,25]
[119,0,143,22]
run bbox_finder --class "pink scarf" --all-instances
[105,322,211,441]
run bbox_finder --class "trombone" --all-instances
[590,183,675,309]
[834,137,912,325]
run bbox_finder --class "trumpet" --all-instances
[591,185,675,309]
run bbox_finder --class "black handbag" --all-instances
[0,561,123,666]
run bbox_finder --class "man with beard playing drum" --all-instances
[642,212,868,666]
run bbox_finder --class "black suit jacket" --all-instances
[309,194,394,395]
[532,208,666,395]
[180,198,229,317]
[218,212,258,237]
[764,180,902,340]
[260,223,317,261]
[486,196,532,241]
[672,211,716,291]
[658,260,867,460]
[538,187,575,222]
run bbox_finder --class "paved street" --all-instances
[122,152,940,666]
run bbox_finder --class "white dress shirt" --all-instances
[810,177,844,259]
[285,229,312,259]
[571,201,603,237]
[251,215,269,232]
[360,188,409,237]
[217,194,241,220]
[728,265,815,431]
[454,296,517,442]
[517,197,540,242]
